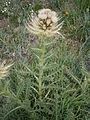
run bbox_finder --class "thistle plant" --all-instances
[26,9,63,100]
[26,8,63,37]
[0,61,12,79]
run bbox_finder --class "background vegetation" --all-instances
[0,0,90,120]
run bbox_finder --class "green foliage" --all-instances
[0,0,32,26]
[0,0,90,120]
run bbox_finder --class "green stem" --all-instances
[38,39,45,100]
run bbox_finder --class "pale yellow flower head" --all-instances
[0,61,12,79]
[26,8,63,37]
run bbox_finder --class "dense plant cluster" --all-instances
[0,0,90,120]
